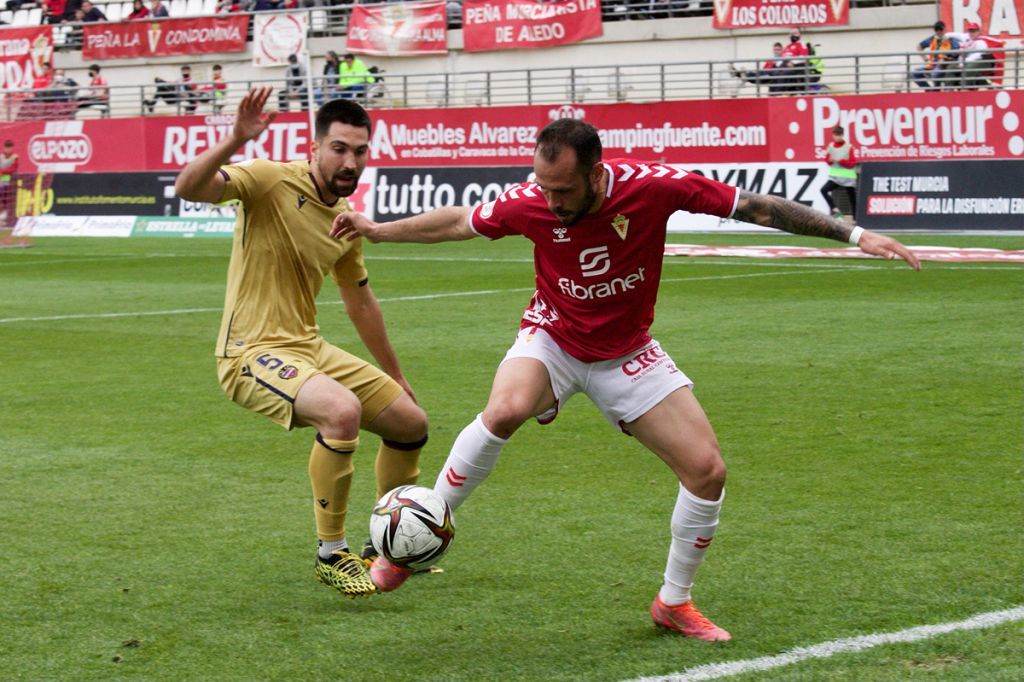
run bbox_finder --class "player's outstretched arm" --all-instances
[733,190,920,270]
[174,86,278,203]
[331,206,476,244]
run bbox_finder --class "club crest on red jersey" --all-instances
[611,214,629,240]
[552,227,570,243]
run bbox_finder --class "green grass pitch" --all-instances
[1,234,1021,681]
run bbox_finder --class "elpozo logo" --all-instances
[28,133,93,166]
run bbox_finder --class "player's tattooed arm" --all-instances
[733,191,853,242]
[733,190,921,270]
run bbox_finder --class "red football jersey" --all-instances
[469,158,739,362]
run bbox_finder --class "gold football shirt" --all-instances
[215,158,367,358]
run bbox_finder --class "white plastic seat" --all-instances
[105,2,122,20]
[26,6,41,24]
[12,9,28,26]
[169,0,187,16]
[185,0,202,15]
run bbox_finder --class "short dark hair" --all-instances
[212,64,222,70]
[315,98,372,139]
[343,53,355,60]
[3,140,13,147]
[832,125,844,135]
[535,118,602,172]
[934,21,945,31]
[88,64,100,72]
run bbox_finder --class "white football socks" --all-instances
[318,538,348,560]
[658,483,724,606]
[433,413,509,511]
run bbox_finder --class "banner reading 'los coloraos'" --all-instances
[0,26,52,90]
[461,0,602,53]
[82,16,249,61]
[713,0,849,28]
[941,0,1023,41]
[4,90,1024,173]
[346,1,448,56]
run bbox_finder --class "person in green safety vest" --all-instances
[338,53,373,101]
[0,140,18,226]
[820,124,858,220]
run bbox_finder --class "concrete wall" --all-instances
[56,6,939,91]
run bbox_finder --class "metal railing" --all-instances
[3,48,1017,120]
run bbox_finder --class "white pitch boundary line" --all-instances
[0,267,856,324]
[622,606,1024,682]
[368,255,1023,271]
[2,252,1021,272]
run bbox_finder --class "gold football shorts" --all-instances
[217,337,403,430]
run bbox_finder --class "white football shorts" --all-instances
[500,327,694,432]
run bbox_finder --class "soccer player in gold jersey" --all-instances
[175,87,427,597]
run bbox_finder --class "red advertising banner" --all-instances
[941,0,1024,41]
[82,15,249,61]
[346,1,448,56]
[462,0,602,53]
[2,91,1023,173]
[0,26,53,90]
[712,0,850,29]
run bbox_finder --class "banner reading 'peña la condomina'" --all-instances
[82,15,249,61]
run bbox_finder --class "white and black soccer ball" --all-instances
[369,485,455,569]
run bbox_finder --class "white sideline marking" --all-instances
[623,606,1024,682]
[0,260,1011,324]
[0,288,537,324]
[0,267,854,324]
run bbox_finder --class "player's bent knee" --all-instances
[678,441,726,497]
[481,400,532,438]
[320,395,363,439]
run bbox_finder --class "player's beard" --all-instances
[321,161,362,199]
[554,183,597,226]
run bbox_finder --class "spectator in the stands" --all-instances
[77,63,109,112]
[196,64,227,112]
[177,65,199,114]
[338,52,372,100]
[278,54,309,112]
[215,0,241,11]
[42,0,68,24]
[144,65,198,114]
[150,0,169,17]
[32,62,53,91]
[730,42,787,95]
[911,21,960,90]
[49,68,77,102]
[252,0,282,10]
[776,26,810,93]
[80,0,107,21]
[128,0,150,18]
[314,51,341,106]
[951,22,999,89]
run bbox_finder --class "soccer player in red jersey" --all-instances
[331,119,919,639]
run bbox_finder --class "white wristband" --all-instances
[848,225,864,246]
